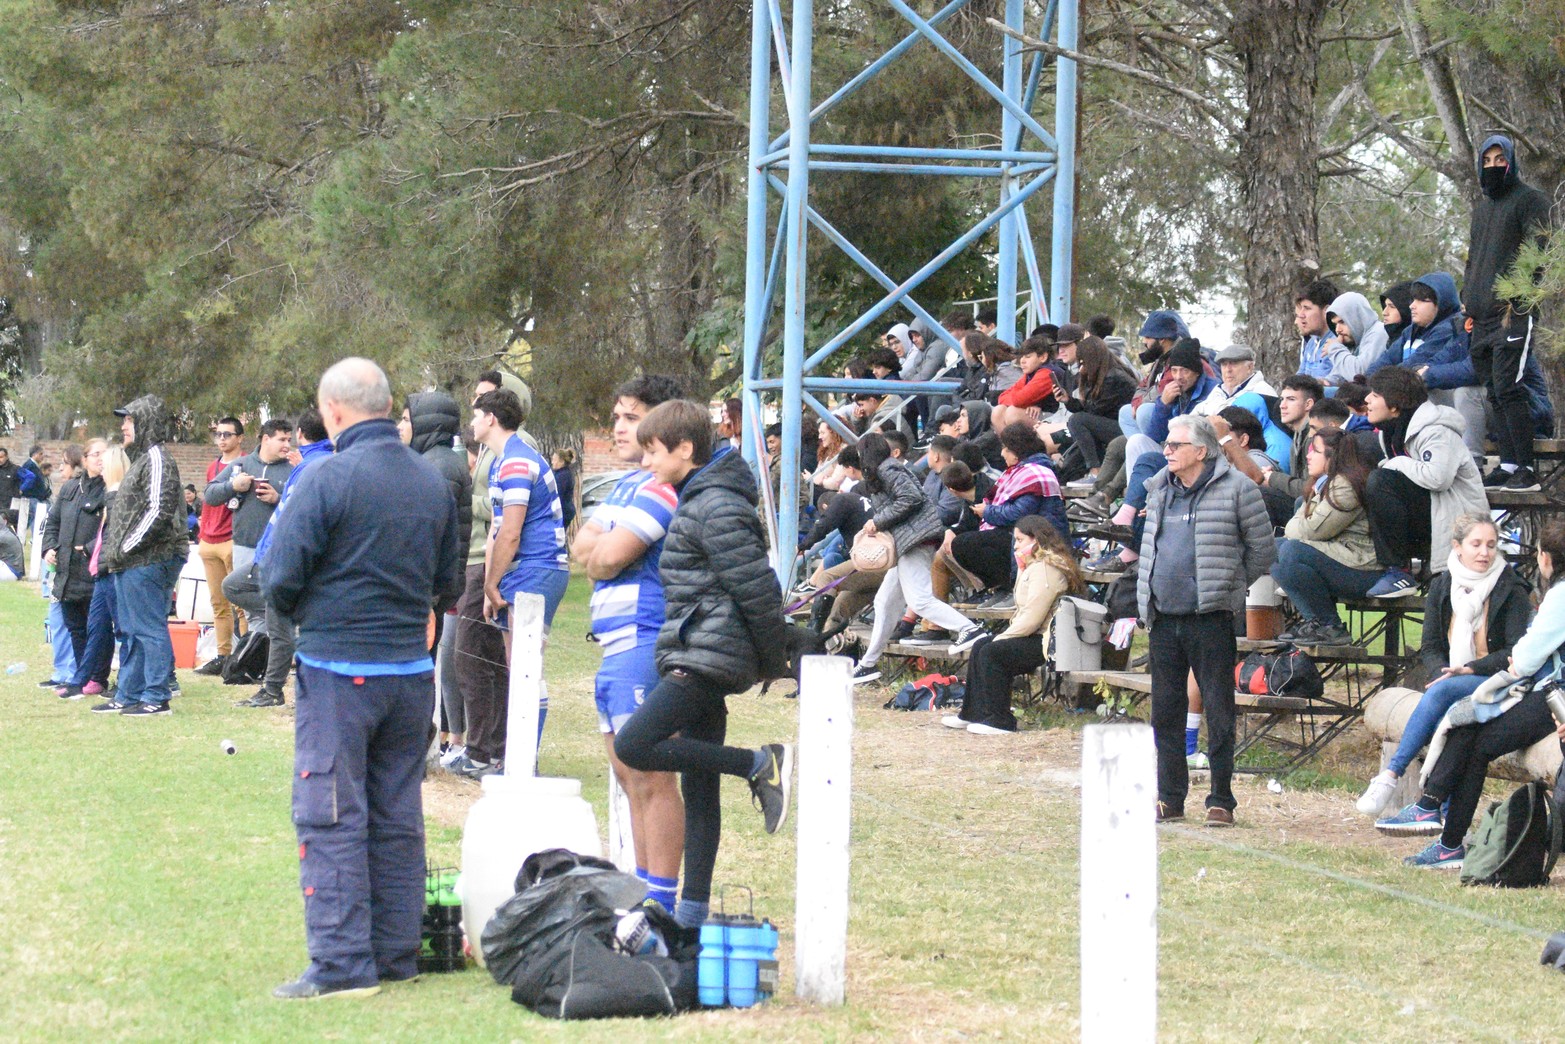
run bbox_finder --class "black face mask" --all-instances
[1139,344,1163,364]
[1480,164,1509,197]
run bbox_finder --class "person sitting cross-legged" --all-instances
[1270,427,1380,647]
[1378,520,1565,870]
[1354,513,1532,817]
[943,516,1085,735]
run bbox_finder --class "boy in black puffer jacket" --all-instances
[614,399,794,930]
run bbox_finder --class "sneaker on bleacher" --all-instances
[949,624,990,654]
[1504,466,1540,492]
[1086,550,1129,574]
[1366,568,1417,599]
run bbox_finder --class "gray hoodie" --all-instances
[1376,401,1488,571]
[205,449,294,549]
[1322,292,1389,382]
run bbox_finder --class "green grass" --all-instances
[3,578,1565,1041]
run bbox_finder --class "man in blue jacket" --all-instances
[1366,272,1486,459]
[263,358,463,1000]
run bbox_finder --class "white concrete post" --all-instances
[794,654,853,1005]
[503,592,546,778]
[607,773,637,872]
[1080,722,1157,1042]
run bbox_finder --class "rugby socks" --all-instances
[1185,713,1202,756]
[646,875,679,913]
[674,898,710,929]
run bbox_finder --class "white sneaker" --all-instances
[966,722,1013,735]
[1066,476,1097,488]
[941,715,967,730]
[439,744,467,769]
[1356,771,1398,816]
[1186,751,1210,770]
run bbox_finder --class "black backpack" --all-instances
[222,628,269,685]
[1460,781,1564,888]
[1235,647,1324,701]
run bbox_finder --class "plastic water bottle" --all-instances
[614,909,667,957]
[5,663,26,676]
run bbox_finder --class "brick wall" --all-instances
[0,424,221,486]
[582,432,620,474]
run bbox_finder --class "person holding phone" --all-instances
[208,417,295,636]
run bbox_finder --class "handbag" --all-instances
[850,528,897,571]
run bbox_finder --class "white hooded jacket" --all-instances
[1322,292,1390,382]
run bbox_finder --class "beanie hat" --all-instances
[1138,310,1188,341]
[1165,337,1203,374]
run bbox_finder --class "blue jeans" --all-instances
[819,530,847,571]
[1125,450,1165,550]
[73,574,120,689]
[47,600,78,683]
[1118,401,1157,438]
[113,557,184,705]
[1270,540,1381,625]
[1388,672,1489,777]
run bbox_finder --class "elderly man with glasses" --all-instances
[194,417,248,675]
[1137,414,1274,828]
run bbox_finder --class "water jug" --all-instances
[696,887,779,1008]
[457,775,600,967]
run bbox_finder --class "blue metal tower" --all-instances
[741,0,1079,583]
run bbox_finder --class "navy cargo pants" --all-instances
[293,663,433,988]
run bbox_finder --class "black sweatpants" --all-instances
[1471,313,1536,470]
[614,668,756,904]
[952,526,1015,591]
[59,597,90,667]
[1150,611,1237,811]
[961,635,1044,731]
[1423,688,1559,849]
[1067,411,1124,470]
[1365,468,1432,571]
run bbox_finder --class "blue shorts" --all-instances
[595,645,659,735]
[496,567,570,634]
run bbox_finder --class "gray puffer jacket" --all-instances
[1137,456,1275,625]
[656,446,789,691]
[867,457,944,554]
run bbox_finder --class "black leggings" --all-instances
[1423,688,1559,849]
[1365,467,1432,571]
[961,636,1045,731]
[1067,412,1123,470]
[614,668,756,903]
[952,527,1016,591]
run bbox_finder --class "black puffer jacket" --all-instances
[408,392,474,555]
[102,395,186,573]
[42,473,106,602]
[655,446,789,690]
[1419,565,1533,677]
[867,457,944,555]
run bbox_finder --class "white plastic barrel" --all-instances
[1054,597,1110,671]
[457,774,602,967]
[175,546,214,624]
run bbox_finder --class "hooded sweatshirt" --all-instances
[1368,272,1476,389]
[1380,281,1414,344]
[101,395,187,574]
[1321,292,1390,381]
[1375,400,1488,571]
[408,391,474,555]
[1464,134,1554,323]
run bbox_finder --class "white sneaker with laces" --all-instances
[439,744,467,770]
[1356,770,1399,816]
[941,715,967,729]
[966,722,1012,735]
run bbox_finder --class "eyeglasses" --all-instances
[214,430,238,439]
[1162,440,1195,453]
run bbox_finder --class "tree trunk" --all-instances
[1230,0,1331,379]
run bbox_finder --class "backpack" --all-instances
[1234,647,1323,701]
[1460,781,1564,888]
[222,627,270,685]
[884,672,964,712]
[1099,562,1139,621]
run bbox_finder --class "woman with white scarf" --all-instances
[1374,520,1565,869]
[1356,514,1533,816]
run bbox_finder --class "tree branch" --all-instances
[986,20,1239,135]
[1395,0,1473,190]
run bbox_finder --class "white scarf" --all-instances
[1445,549,1505,668]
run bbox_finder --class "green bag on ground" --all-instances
[1459,781,1563,888]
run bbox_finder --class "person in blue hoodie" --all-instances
[263,358,463,1000]
[1466,134,1555,490]
[1367,272,1487,459]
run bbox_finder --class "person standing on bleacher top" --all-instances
[1362,367,1489,599]
[1139,415,1275,828]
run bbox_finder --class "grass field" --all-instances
[2,577,1563,1041]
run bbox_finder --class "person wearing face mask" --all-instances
[1354,514,1532,817]
[1378,282,1415,346]
[1120,309,1192,437]
[1366,273,1487,459]
[1466,134,1555,493]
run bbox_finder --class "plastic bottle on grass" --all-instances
[5,663,26,676]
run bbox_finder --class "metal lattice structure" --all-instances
[739,0,1080,581]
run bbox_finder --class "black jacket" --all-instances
[262,418,464,664]
[867,457,945,555]
[798,489,870,551]
[655,445,788,690]
[0,460,18,511]
[1419,566,1533,677]
[407,392,474,555]
[1464,134,1553,323]
[42,474,105,602]
[1063,368,1137,419]
[102,395,187,574]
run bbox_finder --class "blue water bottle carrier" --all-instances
[696,886,780,1008]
